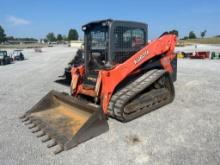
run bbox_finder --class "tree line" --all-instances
[1,24,220,43]
[45,29,79,42]
[167,29,208,40]
[0,25,6,43]
[0,25,38,43]
[0,25,79,43]
[181,30,207,40]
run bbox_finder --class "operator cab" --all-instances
[0,51,7,57]
[82,19,148,88]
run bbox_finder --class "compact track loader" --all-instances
[21,19,177,154]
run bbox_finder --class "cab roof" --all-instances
[82,19,147,31]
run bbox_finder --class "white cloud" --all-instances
[7,16,31,25]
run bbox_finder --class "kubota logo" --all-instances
[134,50,148,65]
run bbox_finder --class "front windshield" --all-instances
[88,26,108,50]
[85,24,109,70]
[0,51,6,56]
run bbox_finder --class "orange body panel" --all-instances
[71,34,176,114]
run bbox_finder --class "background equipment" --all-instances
[11,49,25,61]
[0,50,12,65]
[59,48,84,84]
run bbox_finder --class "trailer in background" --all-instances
[190,51,210,59]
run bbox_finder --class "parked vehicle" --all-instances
[0,50,12,65]
[60,48,84,84]
[190,51,209,59]
[11,49,25,61]
[34,47,42,52]
[48,42,53,47]
[211,52,220,59]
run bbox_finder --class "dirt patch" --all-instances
[126,134,141,145]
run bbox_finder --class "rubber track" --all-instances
[108,69,169,122]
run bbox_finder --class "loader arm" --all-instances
[99,34,177,113]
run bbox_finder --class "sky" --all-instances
[0,0,219,39]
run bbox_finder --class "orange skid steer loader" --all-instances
[20,19,177,154]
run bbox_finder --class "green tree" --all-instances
[46,32,56,42]
[200,30,207,38]
[6,36,14,41]
[189,31,197,39]
[182,36,189,40]
[62,35,67,41]
[57,34,63,41]
[43,38,48,43]
[68,29,79,40]
[0,25,6,43]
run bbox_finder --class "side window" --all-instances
[113,26,145,63]
[122,29,132,48]
[131,29,144,47]
[114,26,145,49]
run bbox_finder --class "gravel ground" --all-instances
[175,44,220,53]
[0,46,220,165]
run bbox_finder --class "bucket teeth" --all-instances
[31,120,40,126]
[36,131,45,137]
[24,120,32,125]
[20,90,109,154]
[22,117,29,122]
[41,135,51,143]
[47,139,57,148]
[53,145,64,154]
[19,114,26,119]
[28,124,37,129]
[31,127,41,133]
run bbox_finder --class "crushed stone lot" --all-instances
[0,46,220,165]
